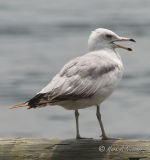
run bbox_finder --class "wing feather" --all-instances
[38,53,119,103]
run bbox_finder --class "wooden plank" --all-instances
[0,138,149,160]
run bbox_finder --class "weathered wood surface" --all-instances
[0,138,150,160]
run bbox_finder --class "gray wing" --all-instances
[38,53,118,103]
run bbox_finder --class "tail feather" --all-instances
[27,93,58,109]
[9,102,28,109]
[9,92,58,109]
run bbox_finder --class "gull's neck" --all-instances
[88,48,123,70]
[89,47,121,60]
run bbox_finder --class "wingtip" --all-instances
[8,102,28,109]
[8,106,15,109]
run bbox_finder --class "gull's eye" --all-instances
[106,34,112,39]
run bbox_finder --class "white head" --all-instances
[88,28,135,52]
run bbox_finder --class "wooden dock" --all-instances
[0,138,150,160]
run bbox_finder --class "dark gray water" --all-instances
[0,0,150,139]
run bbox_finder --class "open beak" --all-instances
[112,38,136,51]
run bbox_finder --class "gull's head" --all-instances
[88,28,136,52]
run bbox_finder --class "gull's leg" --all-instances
[74,109,92,139]
[75,109,81,139]
[96,105,109,140]
[96,105,123,140]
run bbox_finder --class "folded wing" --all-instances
[10,52,119,109]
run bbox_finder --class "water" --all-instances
[0,0,150,139]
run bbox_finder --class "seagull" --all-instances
[9,28,136,140]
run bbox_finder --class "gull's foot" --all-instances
[76,136,93,140]
[101,135,123,140]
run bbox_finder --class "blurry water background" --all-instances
[0,0,150,139]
